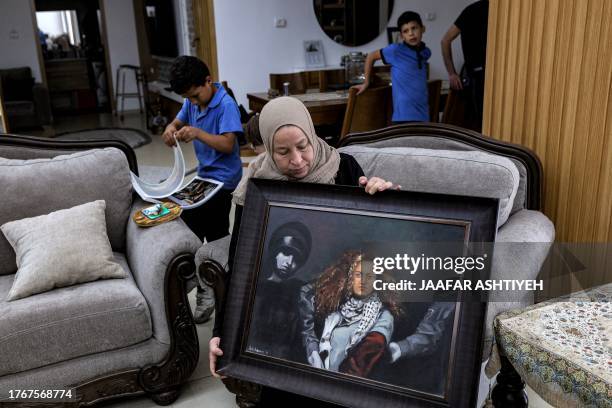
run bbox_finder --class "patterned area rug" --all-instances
[53,127,152,149]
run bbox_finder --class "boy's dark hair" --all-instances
[397,11,423,28]
[169,56,210,94]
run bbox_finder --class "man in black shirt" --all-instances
[441,0,489,131]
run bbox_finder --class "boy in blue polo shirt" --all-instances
[355,11,431,123]
[162,56,242,323]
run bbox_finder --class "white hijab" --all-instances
[232,97,341,205]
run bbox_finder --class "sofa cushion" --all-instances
[339,145,520,227]
[0,253,151,376]
[2,200,126,301]
[0,148,133,276]
[349,135,529,214]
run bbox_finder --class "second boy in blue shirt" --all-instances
[356,11,431,123]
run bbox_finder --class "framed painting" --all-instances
[304,39,326,68]
[218,179,498,408]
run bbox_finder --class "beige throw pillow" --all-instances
[1,200,125,301]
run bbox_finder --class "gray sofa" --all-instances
[196,123,555,405]
[0,135,201,406]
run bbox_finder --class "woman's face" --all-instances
[351,257,374,298]
[272,125,314,179]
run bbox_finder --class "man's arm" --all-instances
[389,302,455,362]
[162,118,185,146]
[175,127,236,154]
[441,25,463,90]
[354,49,382,95]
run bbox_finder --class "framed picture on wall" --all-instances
[387,27,402,44]
[304,40,326,68]
[217,179,498,408]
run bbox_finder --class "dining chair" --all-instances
[339,85,392,140]
[221,80,239,101]
[269,72,308,95]
[441,88,468,127]
[428,79,442,122]
[220,80,253,126]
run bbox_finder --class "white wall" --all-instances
[0,0,42,82]
[173,0,192,56]
[214,0,471,107]
[103,0,142,111]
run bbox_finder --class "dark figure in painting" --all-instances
[246,221,313,362]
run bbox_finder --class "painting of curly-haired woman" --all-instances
[299,251,402,378]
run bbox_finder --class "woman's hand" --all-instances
[308,350,324,368]
[359,176,401,195]
[208,337,226,378]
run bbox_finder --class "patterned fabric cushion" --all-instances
[495,284,611,407]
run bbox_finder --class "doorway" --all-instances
[33,0,112,115]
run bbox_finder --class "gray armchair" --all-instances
[335,123,554,362]
[196,123,554,405]
[0,135,201,406]
[0,67,53,130]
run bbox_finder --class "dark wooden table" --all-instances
[247,92,348,126]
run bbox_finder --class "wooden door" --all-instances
[0,81,8,133]
[192,0,219,80]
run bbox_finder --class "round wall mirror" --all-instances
[314,0,395,47]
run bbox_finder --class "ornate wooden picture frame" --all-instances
[218,179,498,407]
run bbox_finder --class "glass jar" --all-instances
[345,52,366,85]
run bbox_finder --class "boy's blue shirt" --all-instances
[176,83,243,190]
[380,42,432,122]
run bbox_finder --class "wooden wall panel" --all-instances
[483,0,612,242]
[193,0,219,81]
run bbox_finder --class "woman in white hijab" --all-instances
[232,96,393,205]
[209,97,396,402]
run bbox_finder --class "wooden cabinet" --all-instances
[315,0,348,44]
[45,59,96,112]
[45,59,90,92]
